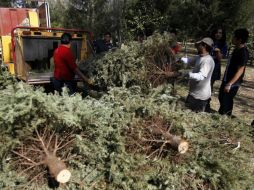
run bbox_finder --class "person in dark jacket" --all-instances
[206,27,228,112]
[94,32,113,54]
[211,27,228,87]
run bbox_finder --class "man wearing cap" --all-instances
[53,32,92,95]
[185,37,215,112]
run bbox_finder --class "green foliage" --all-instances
[49,0,67,28]
[1,3,254,189]
[0,66,16,90]
[48,0,253,41]
[79,32,177,91]
[0,69,254,189]
[80,42,147,90]
[49,0,126,39]
[125,0,164,36]
[0,30,254,188]
[0,0,12,7]
[125,0,253,39]
[0,161,27,189]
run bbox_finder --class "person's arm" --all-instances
[75,68,93,85]
[224,66,245,92]
[221,44,228,58]
[214,48,223,61]
[189,72,205,81]
[189,58,212,81]
[224,48,248,92]
[181,56,197,67]
[65,49,93,85]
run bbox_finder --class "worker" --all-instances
[136,31,146,43]
[205,26,228,112]
[53,33,92,95]
[170,28,181,55]
[218,28,249,116]
[94,32,113,54]
[185,37,215,112]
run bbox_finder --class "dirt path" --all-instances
[210,64,254,124]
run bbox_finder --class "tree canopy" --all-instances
[47,0,254,41]
[1,0,253,41]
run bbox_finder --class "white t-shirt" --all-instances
[189,55,215,100]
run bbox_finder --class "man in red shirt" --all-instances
[53,33,91,95]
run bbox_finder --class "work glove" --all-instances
[174,71,182,78]
[175,57,189,70]
[87,79,94,85]
[180,57,188,64]
[178,70,189,79]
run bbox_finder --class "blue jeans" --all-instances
[52,78,77,95]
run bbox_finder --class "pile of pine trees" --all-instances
[79,32,180,92]
[0,33,254,190]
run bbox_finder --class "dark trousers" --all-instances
[52,78,77,95]
[205,79,216,112]
[218,83,239,116]
[185,94,208,112]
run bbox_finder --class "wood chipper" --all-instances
[0,2,51,76]
[0,3,93,84]
[10,27,93,84]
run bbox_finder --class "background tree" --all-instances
[125,0,253,41]
[0,0,12,7]
[49,0,67,28]
[49,0,127,43]
[48,0,253,42]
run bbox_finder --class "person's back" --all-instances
[52,33,92,95]
[54,45,76,81]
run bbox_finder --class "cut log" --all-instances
[56,169,72,183]
[170,136,189,154]
[12,128,75,185]
[151,127,189,154]
[45,154,71,183]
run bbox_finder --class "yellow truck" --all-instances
[0,3,92,84]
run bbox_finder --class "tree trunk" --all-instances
[45,154,71,183]
[152,127,189,154]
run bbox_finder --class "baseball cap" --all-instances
[195,37,213,48]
